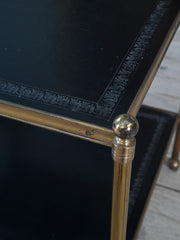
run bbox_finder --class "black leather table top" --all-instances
[0,107,176,239]
[0,0,179,128]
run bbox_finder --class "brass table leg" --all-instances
[168,118,180,171]
[111,114,139,240]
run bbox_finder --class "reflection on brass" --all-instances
[168,159,179,171]
[168,117,180,171]
[111,114,139,240]
[112,137,136,164]
[0,100,113,147]
[112,114,138,163]
[112,114,139,139]
[112,114,138,164]
[111,161,132,240]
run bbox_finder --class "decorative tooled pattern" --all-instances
[0,0,172,119]
[0,78,112,118]
[98,0,172,116]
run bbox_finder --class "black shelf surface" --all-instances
[0,106,177,239]
[0,0,179,128]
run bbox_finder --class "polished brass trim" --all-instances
[112,114,139,164]
[111,114,139,240]
[128,11,180,117]
[111,161,132,240]
[133,114,179,240]
[0,100,113,147]
[112,137,136,164]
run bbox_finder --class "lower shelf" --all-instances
[127,107,177,240]
[0,106,177,240]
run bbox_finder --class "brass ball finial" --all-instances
[112,114,139,139]
[168,158,180,171]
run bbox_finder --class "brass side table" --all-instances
[0,1,179,240]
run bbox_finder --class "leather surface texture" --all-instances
[0,0,179,127]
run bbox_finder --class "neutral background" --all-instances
[137,26,180,239]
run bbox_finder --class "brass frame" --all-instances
[0,100,113,147]
[111,114,139,240]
